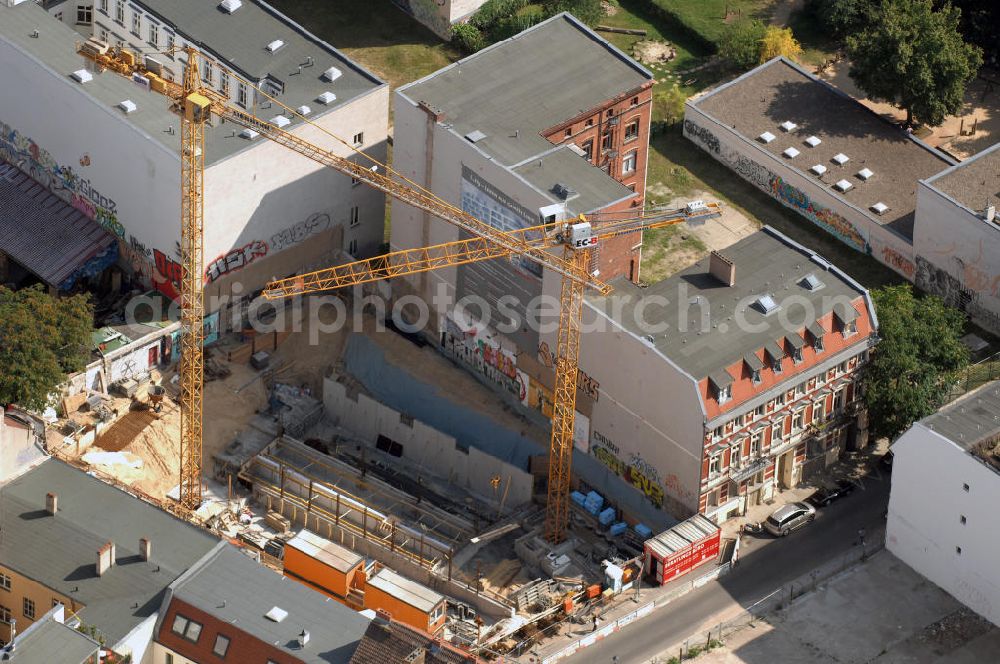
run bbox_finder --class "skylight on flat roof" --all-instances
[316,91,336,104]
[266,39,285,53]
[296,105,312,116]
[756,294,779,314]
[219,0,242,13]
[857,167,874,180]
[265,606,288,623]
[71,69,93,84]
[805,136,821,147]
[270,115,291,128]
[323,66,342,82]
[834,179,853,192]
[832,153,849,165]
[465,130,487,143]
[783,147,800,159]
[810,164,827,176]
[802,273,824,291]
[759,131,776,143]
[780,121,798,132]
[239,128,259,140]
[118,99,137,114]
[871,202,889,215]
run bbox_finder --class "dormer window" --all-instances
[834,301,860,337]
[710,370,735,405]
[745,352,764,385]
[765,341,785,374]
[808,320,825,353]
[786,334,805,364]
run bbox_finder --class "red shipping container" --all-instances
[644,514,721,585]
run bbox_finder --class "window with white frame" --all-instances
[171,614,202,643]
[624,118,640,142]
[709,454,721,476]
[750,430,762,455]
[622,149,637,175]
[792,346,803,364]
[843,320,857,336]
[350,206,360,227]
[833,389,844,412]
[348,238,358,255]
[0,573,10,591]
[813,399,825,422]
[100,27,109,41]
[202,59,213,85]
[220,70,230,96]
[792,409,805,431]
[148,23,157,47]
[751,367,761,384]
[755,404,765,417]
[795,382,806,397]
[0,605,10,623]
[237,82,248,108]
[22,597,35,620]
[712,426,723,441]
[131,10,141,35]
[166,33,175,54]
[717,384,732,404]
[772,419,784,441]
[213,634,231,657]
[115,0,124,24]
[100,0,108,13]
[730,443,742,469]
[353,132,364,146]
[77,4,93,24]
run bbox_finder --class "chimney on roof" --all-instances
[404,648,427,664]
[96,541,115,577]
[709,250,736,286]
[297,629,310,649]
[140,538,152,562]
[46,492,58,515]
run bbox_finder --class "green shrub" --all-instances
[451,23,486,53]
[470,0,531,31]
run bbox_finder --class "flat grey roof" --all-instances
[367,568,444,614]
[399,12,651,213]
[0,459,219,644]
[2,1,379,168]
[287,529,363,573]
[512,145,633,214]
[694,58,953,240]
[9,613,100,664]
[925,141,1000,216]
[587,227,871,380]
[0,161,116,289]
[922,381,1000,451]
[168,543,370,664]
[133,0,381,108]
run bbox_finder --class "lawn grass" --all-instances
[267,0,462,92]
[645,0,774,46]
[786,4,839,67]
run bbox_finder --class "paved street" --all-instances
[576,467,892,663]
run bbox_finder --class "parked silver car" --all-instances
[764,501,816,536]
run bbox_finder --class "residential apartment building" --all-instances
[0,603,101,663]
[392,12,655,349]
[887,382,1000,627]
[0,458,218,660]
[576,227,877,521]
[151,542,372,664]
[0,0,387,321]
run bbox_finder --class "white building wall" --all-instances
[913,181,1000,333]
[887,424,1000,626]
[114,614,158,664]
[683,103,918,283]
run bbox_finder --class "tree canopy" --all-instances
[718,19,768,70]
[759,26,803,63]
[809,0,876,38]
[862,285,968,440]
[0,286,93,411]
[846,0,982,127]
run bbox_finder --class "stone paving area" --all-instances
[677,551,999,664]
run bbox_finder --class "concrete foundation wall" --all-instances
[888,424,1000,626]
[323,377,534,508]
[913,182,1000,333]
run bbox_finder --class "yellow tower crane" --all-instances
[76,38,722,539]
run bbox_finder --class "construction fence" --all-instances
[943,351,1000,404]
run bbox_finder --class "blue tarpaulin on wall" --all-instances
[341,333,675,530]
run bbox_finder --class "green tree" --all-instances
[759,26,803,63]
[863,285,968,440]
[451,23,486,53]
[847,0,982,127]
[653,84,687,126]
[544,0,604,26]
[718,19,767,70]
[0,286,93,410]
[809,0,876,38]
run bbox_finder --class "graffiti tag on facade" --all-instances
[537,341,600,401]
[269,212,331,253]
[880,246,915,279]
[593,444,665,508]
[769,176,869,252]
[205,240,268,283]
[683,120,720,154]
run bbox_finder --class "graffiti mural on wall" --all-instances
[880,246,915,279]
[684,119,720,154]
[915,255,1000,332]
[537,341,601,401]
[592,440,665,508]
[153,248,183,300]
[769,176,869,253]
[270,212,331,253]
[205,240,268,283]
[0,121,123,238]
[442,316,524,401]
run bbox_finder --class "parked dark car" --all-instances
[808,480,856,507]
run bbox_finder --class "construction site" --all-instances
[26,27,727,661]
[46,302,693,657]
